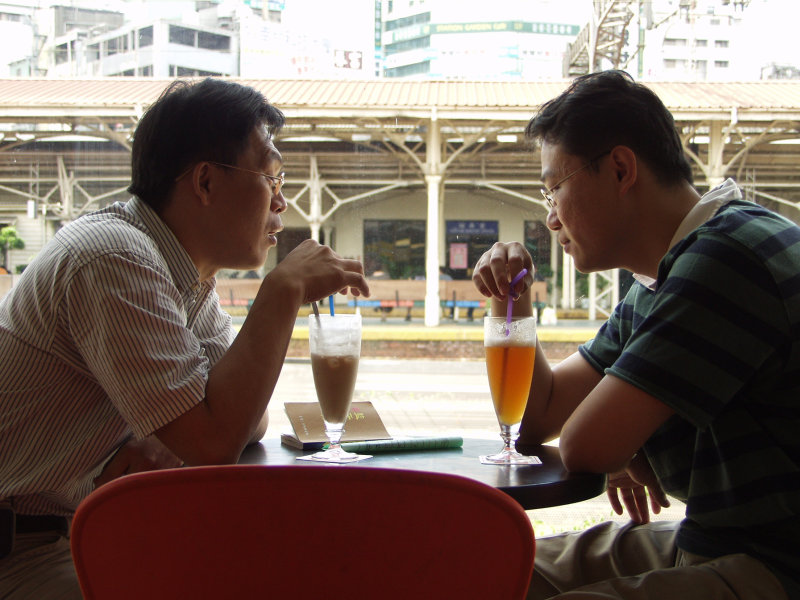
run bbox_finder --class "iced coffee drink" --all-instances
[305,313,365,463]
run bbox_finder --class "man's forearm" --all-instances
[157,274,301,465]
[519,351,605,446]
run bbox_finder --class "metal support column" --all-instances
[424,115,442,327]
[308,155,322,242]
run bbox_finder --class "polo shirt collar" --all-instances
[633,179,742,290]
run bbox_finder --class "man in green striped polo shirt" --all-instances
[474,70,798,599]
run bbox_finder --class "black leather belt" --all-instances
[1,509,69,559]
[15,514,69,534]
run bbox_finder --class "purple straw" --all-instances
[505,268,529,336]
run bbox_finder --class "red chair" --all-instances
[71,465,535,600]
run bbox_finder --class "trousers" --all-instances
[0,530,82,600]
[527,521,788,600]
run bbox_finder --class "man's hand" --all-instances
[472,241,534,299]
[94,435,184,488]
[606,453,670,524]
[271,239,369,303]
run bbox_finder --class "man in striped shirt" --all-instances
[0,78,369,598]
[474,70,798,599]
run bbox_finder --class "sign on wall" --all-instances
[449,243,469,269]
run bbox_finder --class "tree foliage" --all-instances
[0,226,25,271]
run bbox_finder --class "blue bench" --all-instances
[441,300,484,308]
[347,299,415,308]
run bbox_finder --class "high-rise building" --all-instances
[628,0,798,81]
[378,0,589,79]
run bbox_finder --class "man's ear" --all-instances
[608,146,637,194]
[191,162,214,206]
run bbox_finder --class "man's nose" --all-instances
[272,190,287,213]
[545,205,560,230]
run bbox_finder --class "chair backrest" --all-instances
[71,465,535,600]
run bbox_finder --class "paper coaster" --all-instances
[296,454,373,464]
[479,455,542,465]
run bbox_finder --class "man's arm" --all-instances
[518,347,604,445]
[94,435,184,488]
[473,242,674,468]
[559,375,675,473]
[489,292,602,445]
[155,240,368,465]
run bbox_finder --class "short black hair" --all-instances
[526,70,693,185]
[128,78,285,212]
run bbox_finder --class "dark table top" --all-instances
[239,437,606,510]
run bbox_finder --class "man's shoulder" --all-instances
[672,201,800,272]
[57,202,158,258]
[708,200,800,244]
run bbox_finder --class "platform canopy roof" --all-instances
[1,77,799,221]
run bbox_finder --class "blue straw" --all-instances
[328,295,335,316]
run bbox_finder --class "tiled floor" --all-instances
[267,357,687,536]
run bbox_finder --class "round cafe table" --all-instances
[239,437,606,510]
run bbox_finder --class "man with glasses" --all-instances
[0,78,369,598]
[474,70,798,599]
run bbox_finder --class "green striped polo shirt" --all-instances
[580,199,800,592]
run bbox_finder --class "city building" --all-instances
[1,0,376,79]
[638,0,751,81]
[378,0,588,79]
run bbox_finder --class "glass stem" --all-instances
[325,422,344,450]
[499,423,514,453]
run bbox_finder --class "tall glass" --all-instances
[306,313,366,463]
[480,316,539,465]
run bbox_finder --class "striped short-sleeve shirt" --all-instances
[0,197,233,516]
[580,189,800,590]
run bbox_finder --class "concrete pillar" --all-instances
[309,155,323,242]
[707,120,726,188]
[424,116,442,327]
[425,174,442,326]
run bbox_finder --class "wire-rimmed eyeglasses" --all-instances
[540,150,610,210]
[175,162,285,196]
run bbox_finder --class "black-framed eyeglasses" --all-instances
[540,150,610,210]
[175,162,285,196]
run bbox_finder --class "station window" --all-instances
[524,221,551,277]
[364,220,426,279]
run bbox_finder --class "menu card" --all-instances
[281,401,392,450]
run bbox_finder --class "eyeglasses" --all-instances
[208,162,285,196]
[175,162,285,196]
[540,150,610,210]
